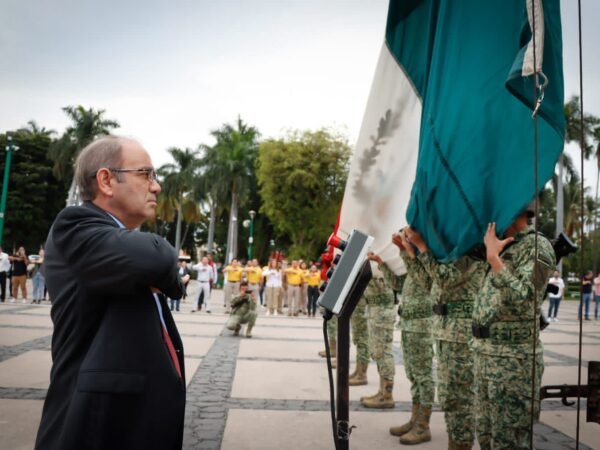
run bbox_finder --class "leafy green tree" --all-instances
[257,129,350,260]
[157,147,203,253]
[200,117,260,262]
[0,123,68,252]
[48,105,119,205]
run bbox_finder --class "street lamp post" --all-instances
[0,133,18,246]
[248,210,256,260]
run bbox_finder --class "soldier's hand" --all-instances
[404,227,428,253]
[399,231,416,259]
[367,251,383,265]
[484,222,513,272]
[392,233,405,251]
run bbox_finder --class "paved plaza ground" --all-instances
[0,280,598,449]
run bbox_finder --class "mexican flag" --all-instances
[338,0,565,272]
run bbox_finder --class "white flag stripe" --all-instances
[338,43,422,275]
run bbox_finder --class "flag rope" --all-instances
[575,0,585,447]
[529,1,541,446]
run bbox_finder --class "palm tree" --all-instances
[158,147,203,254]
[200,117,260,263]
[48,106,119,205]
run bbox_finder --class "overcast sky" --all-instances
[1,0,598,187]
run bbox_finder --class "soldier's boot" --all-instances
[389,403,419,436]
[245,323,254,338]
[348,361,368,386]
[361,378,394,409]
[233,324,241,336]
[318,339,337,358]
[399,405,432,445]
[360,377,381,402]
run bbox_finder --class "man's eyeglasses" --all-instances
[91,167,159,183]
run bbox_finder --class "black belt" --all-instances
[433,302,473,318]
[472,322,533,344]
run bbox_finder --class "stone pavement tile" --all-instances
[221,409,466,450]
[541,410,599,450]
[13,307,52,316]
[544,355,565,365]
[542,330,599,344]
[0,304,30,312]
[176,323,224,337]
[543,365,588,386]
[0,351,51,389]
[0,399,43,450]
[184,357,202,387]
[175,314,229,324]
[250,326,325,340]
[0,327,51,346]
[239,339,323,360]
[0,314,52,328]
[256,317,323,328]
[181,337,214,357]
[230,361,411,402]
[549,344,599,362]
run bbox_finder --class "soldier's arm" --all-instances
[378,262,406,292]
[417,252,464,289]
[489,237,556,302]
[400,251,431,291]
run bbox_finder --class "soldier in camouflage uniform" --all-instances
[358,253,397,409]
[386,232,435,445]
[406,226,486,450]
[348,297,370,385]
[473,212,555,450]
[225,281,257,338]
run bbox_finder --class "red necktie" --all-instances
[162,325,182,378]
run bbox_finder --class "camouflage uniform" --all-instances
[351,297,370,365]
[385,253,435,408]
[418,252,486,447]
[364,275,396,380]
[472,228,555,450]
[225,293,257,332]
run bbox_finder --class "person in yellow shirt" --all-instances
[223,259,243,312]
[305,264,321,317]
[244,259,263,299]
[284,260,304,316]
[299,261,309,314]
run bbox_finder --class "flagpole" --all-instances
[0,132,17,246]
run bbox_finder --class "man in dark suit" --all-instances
[35,136,186,450]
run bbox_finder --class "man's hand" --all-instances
[367,251,383,265]
[484,222,513,273]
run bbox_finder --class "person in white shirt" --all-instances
[192,256,213,313]
[263,259,282,316]
[548,270,565,322]
[0,247,10,302]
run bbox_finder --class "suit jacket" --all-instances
[35,202,186,450]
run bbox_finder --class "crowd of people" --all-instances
[175,255,324,320]
[0,245,46,304]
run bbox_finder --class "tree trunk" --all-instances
[556,154,564,274]
[207,197,216,254]
[225,192,238,264]
[175,202,183,255]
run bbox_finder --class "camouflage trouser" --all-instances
[225,309,257,330]
[402,330,435,407]
[328,315,337,344]
[368,304,396,380]
[475,351,544,450]
[351,297,369,364]
[437,340,475,446]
